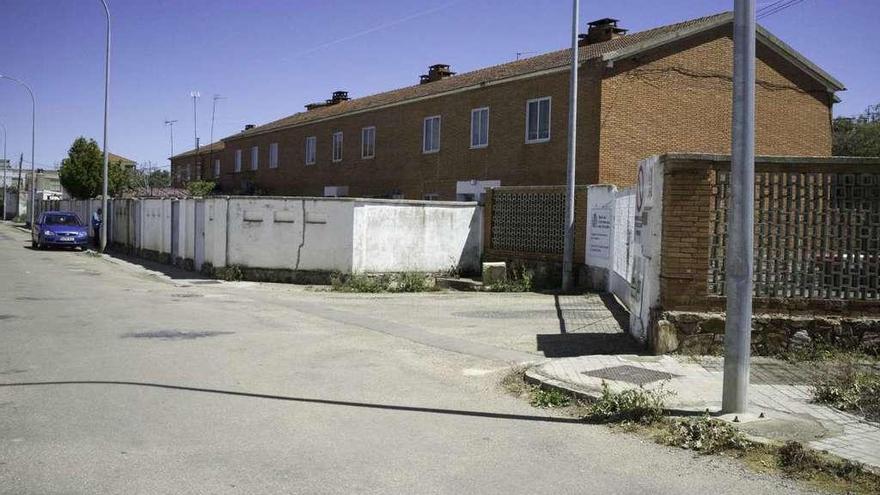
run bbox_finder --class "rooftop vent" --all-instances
[305,90,351,111]
[580,18,627,46]
[244,124,256,131]
[419,64,455,84]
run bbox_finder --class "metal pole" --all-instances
[99,0,111,252]
[0,75,36,228]
[191,91,200,182]
[722,0,756,415]
[209,95,224,180]
[1,122,6,221]
[561,0,579,292]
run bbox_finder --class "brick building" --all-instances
[171,12,843,200]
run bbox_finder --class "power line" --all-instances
[757,0,805,20]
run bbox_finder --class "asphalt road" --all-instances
[0,223,814,494]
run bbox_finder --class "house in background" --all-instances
[170,11,843,201]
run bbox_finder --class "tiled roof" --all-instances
[225,12,733,141]
[170,140,225,160]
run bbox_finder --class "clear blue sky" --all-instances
[0,0,876,171]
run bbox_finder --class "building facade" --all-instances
[171,13,843,201]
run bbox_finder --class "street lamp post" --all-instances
[0,74,36,228]
[98,0,111,252]
[191,91,200,180]
[722,0,757,415]
[209,94,225,180]
[1,122,7,221]
[561,0,580,291]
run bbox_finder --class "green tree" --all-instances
[833,103,880,157]
[186,180,216,197]
[58,137,133,199]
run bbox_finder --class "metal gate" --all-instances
[609,188,635,309]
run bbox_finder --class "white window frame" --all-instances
[234,149,242,172]
[422,115,441,154]
[213,159,220,178]
[332,132,343,163]
[269,142,279,169]
[361,126,376,159]
[305,136,316,165]
[251,146,259,170]
[525,96,551,144]
[470,107,489,149]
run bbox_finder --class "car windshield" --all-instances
[43,214,82,226]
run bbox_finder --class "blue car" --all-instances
[31,211,90,250]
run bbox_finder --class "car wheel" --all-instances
[31,240,37,248]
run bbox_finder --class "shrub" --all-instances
[530,388,571,408]
[586,382,670,424]
[663,414,749,453]
[186,180,216,197]
[485,263,533,292]
[215,265,243,282]
[813,363,880,422]
[330,272,434,293]
[777,441,864,480]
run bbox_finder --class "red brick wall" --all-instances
[599,26,832,186]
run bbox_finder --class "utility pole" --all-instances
[722,0,756,415]
[165,119,177,158]
[209,94,225,180]
[1,122,6,221]
[17,153,23,217]
[561,0,580,292]
[99,0,111,253]
[191,91,200,180]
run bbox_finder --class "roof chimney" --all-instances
[580,18,627,45]
[419,64,455,84]
[306,90,350,110]
[244,124,256,131]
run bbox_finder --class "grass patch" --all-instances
[330,272,435,293]
[812,359,880,422]
[530,388,571,408]
[484,263,533,293]
[585,382,670,424]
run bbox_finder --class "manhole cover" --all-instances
[122,330,233,340]
[582,365,677,386]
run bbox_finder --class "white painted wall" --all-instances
[57,196,482,276]
[351,199,482,273]
[225,197,355,272]
[629,156,665,343]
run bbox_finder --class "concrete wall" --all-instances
[351,199,482,273]
[225,197,355,272]
[52,195,481,277]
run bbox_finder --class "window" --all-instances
[251,146,259,170]
[185,164,191,181]
[269,143,279,169]
[332,132,343,162]
[195,161,201,180]
[235,149,242,172]
[526,96,551,143]
[423,116,441,153]
[213,159,220,178]
[423,193,440,201]
[470,107,489,148]
[361,126,376,159]
[305,136,316,165]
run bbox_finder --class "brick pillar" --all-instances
[660,161,715,309]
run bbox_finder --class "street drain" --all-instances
[581,365,677,386]
[122,330,233,340]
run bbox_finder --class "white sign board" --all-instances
[587,207,612,259]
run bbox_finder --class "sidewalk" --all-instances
[526,354,880,470]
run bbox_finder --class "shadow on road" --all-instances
[104,251,219,283]
[542,293,643,357]
[0,380,586,425]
